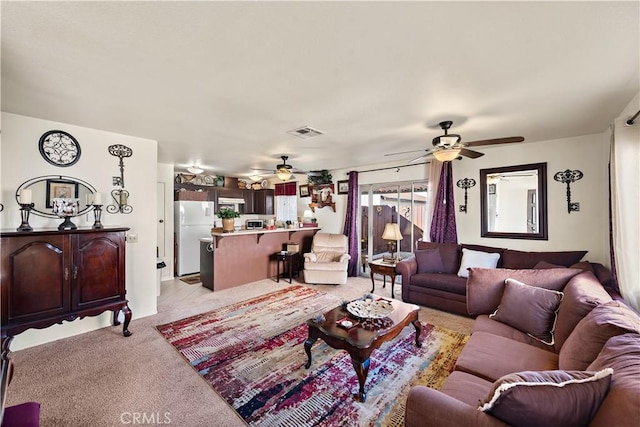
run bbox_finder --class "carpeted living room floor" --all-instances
[4,275,473,426]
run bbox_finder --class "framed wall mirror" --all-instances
[480,162,548,240]
[16,175,96,219]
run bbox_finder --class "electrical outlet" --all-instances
[126,233,138,243]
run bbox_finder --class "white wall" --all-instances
[453,133,609,265]
[1,113,158,350]
[293,133,609,267]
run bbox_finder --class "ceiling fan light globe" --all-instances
[433,148,461,162]
[187,166,204,174]
[276,168,292,181]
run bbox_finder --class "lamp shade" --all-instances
[433,147,461,162]
[381,223,403,241]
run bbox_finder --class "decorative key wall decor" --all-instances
[553,169,583,213]
[107,144,133,214]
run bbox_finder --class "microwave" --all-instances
[246,219,264,229]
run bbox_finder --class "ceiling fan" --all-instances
[251,155,320,181]
[386,121,525,162]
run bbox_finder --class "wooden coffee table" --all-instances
[304,297,422,402]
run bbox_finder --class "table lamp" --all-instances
[381,223,403,261]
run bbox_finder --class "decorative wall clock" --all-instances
[38,130,81,167]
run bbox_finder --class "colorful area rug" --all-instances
[156,285,468,426]
[179,274,201,285]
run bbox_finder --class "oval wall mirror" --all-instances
[15,175,96,219]
[480,162,548,240]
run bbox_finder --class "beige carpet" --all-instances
[5,275,473,426]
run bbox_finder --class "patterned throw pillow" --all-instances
[480,369,613,427]
[490,278,564,345]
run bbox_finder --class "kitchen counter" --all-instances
[204,227,321,291]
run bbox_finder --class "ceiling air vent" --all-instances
[287,126,325,139]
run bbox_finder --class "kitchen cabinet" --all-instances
[1,227,132,343]
[243,189,256,214]
[254,189,274,215]
[175,189,208,201]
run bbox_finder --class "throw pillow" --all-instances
[457,248,500,278]
[559,300,640,370]
[502,249,588,269]
[533,260,564,269]
[415,248,445,274]
[480,368,613,427]
[490,278,564,345]
[415,241,460,273]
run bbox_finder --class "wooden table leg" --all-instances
[390,273,396,299]
[304,327,318,369]
[412,318,423,348]
[349,356,371,402]
[369,270,375,293]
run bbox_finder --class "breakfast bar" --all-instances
[207,227,320,291]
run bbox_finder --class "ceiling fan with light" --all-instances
[386,121,525,163]
[251,155,320,181]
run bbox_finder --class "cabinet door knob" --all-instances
[64,267,69,281]
[73,266,78,279]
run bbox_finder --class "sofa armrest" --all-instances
[396,256,417,301]
[339,253,351,262]
[405,386,508,427]
[304,253,317,262]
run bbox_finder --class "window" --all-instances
[275,182,297,223]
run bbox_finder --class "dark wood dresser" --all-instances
[0,227,133,409]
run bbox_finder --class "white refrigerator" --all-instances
[175,200,214,276]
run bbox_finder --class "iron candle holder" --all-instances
[17,203,34,231]
[89,204,104,229]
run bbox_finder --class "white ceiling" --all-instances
[2,1,638,178]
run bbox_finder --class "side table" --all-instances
[368,260,398,299]
[276,251,300,283]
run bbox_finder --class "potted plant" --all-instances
[217,207,240,232]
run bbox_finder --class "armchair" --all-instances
[303,233,350,285]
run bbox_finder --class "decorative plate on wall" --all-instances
[38,130,81,167]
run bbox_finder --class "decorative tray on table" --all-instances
[346,299,394,319]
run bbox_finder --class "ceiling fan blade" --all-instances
[408,154,429,164]
[459,148,485,159]
[251,168,276,172]
[465,136,525,147]
[385,148,427,157]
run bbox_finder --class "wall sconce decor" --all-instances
[553,169,583,213]
[456,178,476,213]
[108,144,133,214]
[107,189,132,214]
[17,189,34,231]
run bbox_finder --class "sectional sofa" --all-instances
[395,241,615,316]
[403,267,640,426]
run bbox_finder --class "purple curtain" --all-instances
[429,161,458,243]
[342,172,359,276]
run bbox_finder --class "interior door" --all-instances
[157,182,165,258]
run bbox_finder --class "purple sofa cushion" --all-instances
[480,369,613,427]
[559,301,640,370]
[587,334,640,427]
[455,332,559,382]
[414,248,445,274]
[554,271,613,352]
[490,278,564,345]
[416,241,460,274]
[466,267,582,316]
[410,273,467,295]
[502,249,587,269]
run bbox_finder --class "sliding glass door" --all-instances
[359,181,429,273]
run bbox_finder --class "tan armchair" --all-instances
[303,233,350,285]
